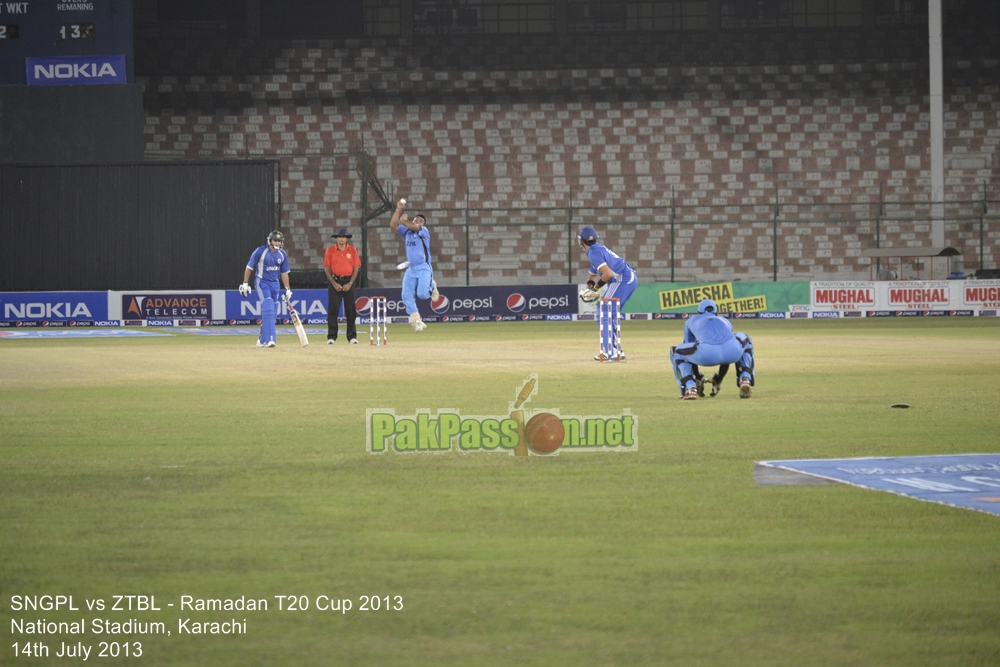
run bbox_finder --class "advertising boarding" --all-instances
[110,291,227,325]
[627,282,811,316]
[227,284,579,324]
[2,281,997,326]
[0,291,110,327]
[811,280,1000,315]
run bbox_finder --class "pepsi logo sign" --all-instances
[507,293,526,313]
[431,295,451,314]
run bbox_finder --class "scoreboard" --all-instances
[0,0,133,85]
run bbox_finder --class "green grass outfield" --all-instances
[2,319,999,666]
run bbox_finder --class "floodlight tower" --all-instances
[928,0,945,247]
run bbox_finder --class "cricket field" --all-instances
[2,319,999,666]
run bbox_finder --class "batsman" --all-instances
[577,225,638,360]
[671,299,755,400]
[239,230,292,348]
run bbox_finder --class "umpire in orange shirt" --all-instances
[323,228,362,344]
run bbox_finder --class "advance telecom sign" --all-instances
[26,55,126,86]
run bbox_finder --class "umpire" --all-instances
[323,228,361,344]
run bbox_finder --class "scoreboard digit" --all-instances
[60,23,96,39]
[0,0,133,85]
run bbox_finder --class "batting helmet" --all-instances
[578,226,598,243]
[697,299,717,314]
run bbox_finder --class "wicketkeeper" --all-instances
[239,230,292,348]
[671,299,755,400]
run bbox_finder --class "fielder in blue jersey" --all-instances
[239,230,292,348]
[671,299,755,400]
[577,225,638,360]
[390,198,438,332]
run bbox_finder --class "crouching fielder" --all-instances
[239,230,292,348]
[671,299,755,400]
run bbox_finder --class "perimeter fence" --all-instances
[358,198,999,288]
[145,149,996,290]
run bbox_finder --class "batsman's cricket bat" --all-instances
[288,303,309,347]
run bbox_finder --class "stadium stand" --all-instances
[137,28,998,286]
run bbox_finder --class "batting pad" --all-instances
[261,298,277,344]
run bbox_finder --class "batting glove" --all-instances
[282,289,293,304]
[238,282,252,297]
[580,289,601,303]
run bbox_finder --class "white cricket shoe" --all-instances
[256,341,266,348]
[266,341,276,348]
[431,282,440,301]
[349,338,358,345]
[739,379,752,399]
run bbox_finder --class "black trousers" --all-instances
[328,278,357,341]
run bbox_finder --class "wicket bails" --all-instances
[598,297,622,361]
[369,296,388,346]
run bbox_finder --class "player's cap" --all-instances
[331,228,353,238]
[578,226,598,243]
[697,299,717,314]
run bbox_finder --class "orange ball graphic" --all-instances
[525,413,564,454]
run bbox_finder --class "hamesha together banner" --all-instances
[626,282,810,314]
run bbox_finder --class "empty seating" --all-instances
[137,35,999,283]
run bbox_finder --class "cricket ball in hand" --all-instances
[525,413,564,454]
[399,198,407,205]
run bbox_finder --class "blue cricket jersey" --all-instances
[587,243,635,284]
[684,312,735,345]
[399,226,432,267]
[246,245,290,286]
